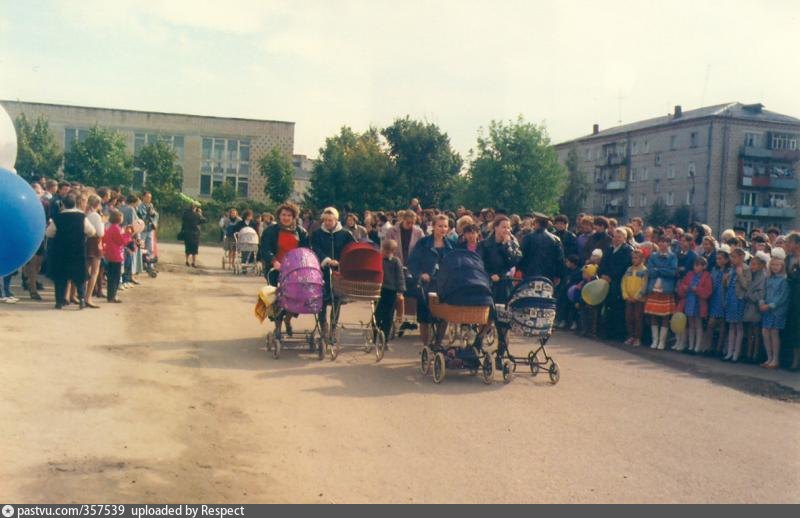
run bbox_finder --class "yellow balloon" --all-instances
[581,279,609,306]
[671,312,687,334]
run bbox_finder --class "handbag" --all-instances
[177,228,185,241]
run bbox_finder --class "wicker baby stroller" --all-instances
[263,247,326,359]
[328,242,386,361]
[233,226,262,276]
[496,276,560,384]
[419,249,497,384]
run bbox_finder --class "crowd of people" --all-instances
[9,181,799,372]
[1,178,159,308]
[217,198,800,372]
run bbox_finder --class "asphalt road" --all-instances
[1,243,798,503]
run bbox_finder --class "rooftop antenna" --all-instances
[700,64,711,107]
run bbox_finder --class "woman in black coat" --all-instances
[311,207,355,333]
[181,204,206,267]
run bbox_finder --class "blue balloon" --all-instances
[0,168,46,277]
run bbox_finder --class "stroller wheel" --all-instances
[316,337,325,360]
[374,330,386,362]
[272,338,281,359]
[420,347,431,375]
[502,361,513,384]
[481,354,494,385]
[528,351,540,376]
[432,352,446,384]
[548,361,560,385]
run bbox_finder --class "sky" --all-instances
[1,0,799,159]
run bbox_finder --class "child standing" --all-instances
[376,239,405,344]
[578,263,601,338]
[676,257,712,353]
[622,249,648,346]
[102,210,133,303]
[557,254,582,330]
[743,251,768,363]
[760,251,789,368]
[704,245,730,355]
[723,248,750,362]
[645,235,678,350]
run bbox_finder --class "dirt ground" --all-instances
[1,243,799,503]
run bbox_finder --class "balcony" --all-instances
[740,175,798,190]
[734,206,796,218]
[604,180,627,191]
[741,145,800,162]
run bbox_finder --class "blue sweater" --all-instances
[646,251,678,295]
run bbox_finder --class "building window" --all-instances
[655,152,662,166]
[64,128,89,149]
[655,179,661,193]
[630,168,636,183]
[643,140,649,153]
[670,135,678,150]
[667,165,675,179]
[628,195,635,208]
[770,133,799,150]
[585,148,592,161]
[745,132,761,147]
[666,192,674,206]
[688,162,696,177]
[640,194,647,207]
[740,191,758,207]
[690,132,699,148]
[686,190,693,205]
[641,167,648,181]
[768,193,787,208]
[199,137,251,197]
[631,141,638,155]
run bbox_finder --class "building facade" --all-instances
[0,100,295,202]
[291,154,314,204]
[555,103,800,233]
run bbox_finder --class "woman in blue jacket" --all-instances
[644,234,678,349]
[407,214,453,346]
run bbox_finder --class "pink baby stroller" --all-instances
[265,247,327,359]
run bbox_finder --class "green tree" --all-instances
[463,117,565,214]
[211,182,237,204]
[646,197,672,227]
[671,204,693,229]
[382,116,462,208]
[134,140,181,201]
[304,127,397,212]
[559,146,590,220]
[258,148,294,204]
[13,114,63,181]
[63,126,133,187]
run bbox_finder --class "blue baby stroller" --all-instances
[496,276,560,384]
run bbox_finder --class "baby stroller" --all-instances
[496,276,560,384]
[233,226,261,276]
[142,248,158,278]
[328,242,386,361]
[419,249,497,384]
[263,248,326,359]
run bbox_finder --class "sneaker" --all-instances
[632,339,641,347]
[3,296,19,304]
[556,321,565,329]
[569,322,578,331]
[623,338,634,345]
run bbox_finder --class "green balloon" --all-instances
[581,279,609,306]
[671,312,687,334]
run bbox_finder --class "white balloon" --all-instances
[0,104,17,171]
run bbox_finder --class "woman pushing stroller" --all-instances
[477,215,522,367]
[311,207,355,336]
[260,202,308,336]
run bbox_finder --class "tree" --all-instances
[304,127,397,212]
[13,114,63,181]
[382,116,462,208]
[211,182,237,204]
[134,140,181,201]
[63,126,132,187]
[671,204,693,229]
[646,197,672,228]
[258,148,294,204]
[463,117,565,215]
[559,146,591,221]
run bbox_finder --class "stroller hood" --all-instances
[340,242,383,283]
[279,248,321,281]
[436,249,493,307]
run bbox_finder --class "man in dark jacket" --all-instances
[598,227,633,340]
[553,214,577,258]
[518,213,565,284]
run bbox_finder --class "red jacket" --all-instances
[676,270,713,318]
[102,224,131,263]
